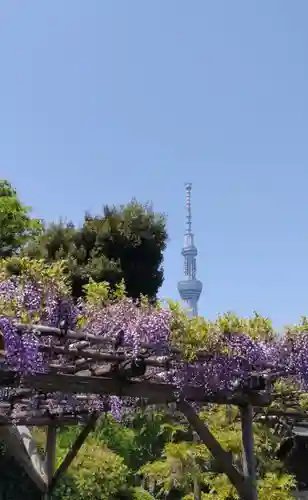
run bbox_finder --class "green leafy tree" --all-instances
[23,201,167,300]
[96,410,179,473]
[139,404,296,499]
[53,438,129,500]
[0,180,42,257]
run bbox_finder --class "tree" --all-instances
[0,180,42,257]
[23,200,167,301]
[53,437,129,500]
[139,405,296,499]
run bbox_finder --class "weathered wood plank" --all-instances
[0,414,90,426]
[17,373,269,406]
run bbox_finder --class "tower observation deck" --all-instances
[177,183,203,317]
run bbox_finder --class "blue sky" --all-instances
[1,1,308,328]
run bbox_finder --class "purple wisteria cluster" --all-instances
[0,275,308,420]
[0,276,78,374]
[170,331,307,395]
[81,298,172,355]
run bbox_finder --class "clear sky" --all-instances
[1,1,308,328]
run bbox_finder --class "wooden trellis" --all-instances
[0,322,300,500]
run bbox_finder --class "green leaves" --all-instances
[0,256,71,321]
[53,438,129,499]
[258,472,296,500]
[137,404,297,499]
[83,278,127,305]
[200,473,239,499]
[131,486,156,499]
[140,441,205,495]
[23,200,167,301]
[0,180,42,257]
[168,306,276,360]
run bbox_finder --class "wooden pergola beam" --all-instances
[178,399,254,500]
[44,426,57,499]
[15,372,269,406]
[41,344,167,368]
[45,426,57,480]
[0,414,91,426]
[265,409,308,419]
[240,404,258,500]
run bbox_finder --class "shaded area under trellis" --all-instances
[0,440,41,500]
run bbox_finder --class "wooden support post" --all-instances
[178,399,254,500]
[192,431,201,500]
[43,425,57,499]
[48,413,98,494]
[46,426,57,481]
[240,404,258,500]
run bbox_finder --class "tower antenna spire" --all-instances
[185,182,192,234]
[177,183,203,317]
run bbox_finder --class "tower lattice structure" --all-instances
[177,183,203,317]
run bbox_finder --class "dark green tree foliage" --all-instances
[0,180,42,257]
[24,201,167,300]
